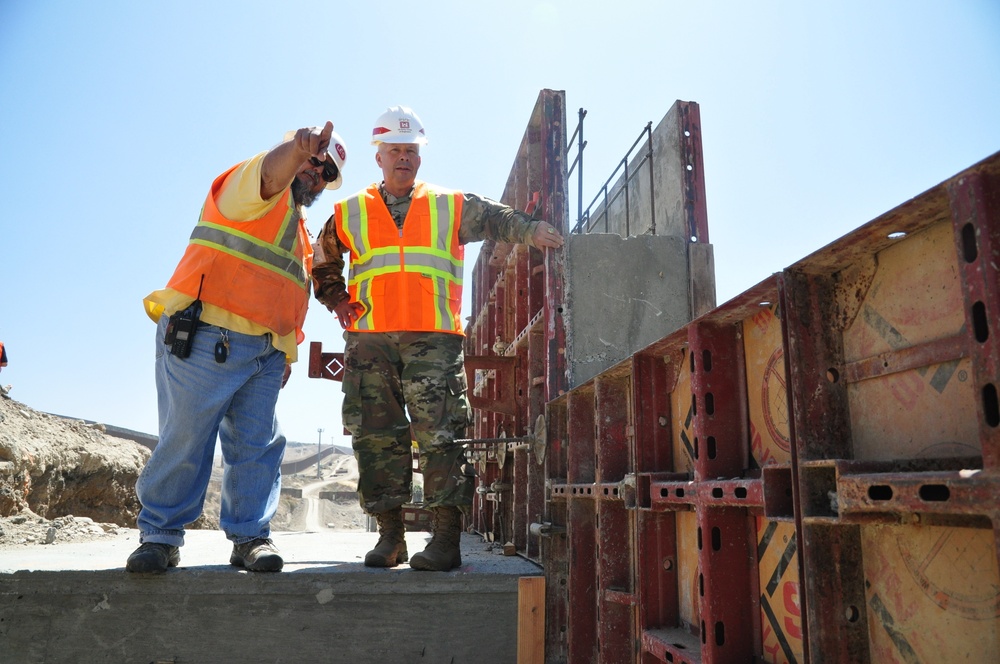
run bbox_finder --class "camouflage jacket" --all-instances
[312,183,542,311]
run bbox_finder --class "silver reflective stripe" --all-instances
[274,204,300,253]
[351,249,401,281]
[430,191,454,252]
[344,195,368,257]
[433,275,450,329]
[355,278,373,331]
[400,250,461,279]
[190,213,305,284]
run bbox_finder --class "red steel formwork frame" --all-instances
[780,154,1000,664]
[536,153,1000,663]
[464,90,568,566]
[465,92,999,661]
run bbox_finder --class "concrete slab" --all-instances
[0,530,542,663]
[0,529,539,575]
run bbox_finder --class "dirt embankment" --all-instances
[0,390,364,549]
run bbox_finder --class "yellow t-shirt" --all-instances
[143,152,306,362]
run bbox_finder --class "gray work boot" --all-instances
[364,507,408,567]
[230,537,283,572]
[409,506,463,572]
[126,542,180,574]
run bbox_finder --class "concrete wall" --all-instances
[565,233,691,385]
[564,101,714,386]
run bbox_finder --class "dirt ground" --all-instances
[0,387,365,550]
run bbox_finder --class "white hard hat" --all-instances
[371,106,428,145]
[283,127,348,190]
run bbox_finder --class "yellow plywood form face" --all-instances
[862,524,1000,661]
[756,518,804,664]
[671,348,695,473]
[676,510,701,631]
[744,304,792,466]
[843,222,980,460]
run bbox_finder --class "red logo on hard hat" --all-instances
[400,120,410,130]
[336,144,346,161]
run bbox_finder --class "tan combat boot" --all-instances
[409,506,463,571]
[364,507,408,567]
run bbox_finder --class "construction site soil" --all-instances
[0,388,365,551]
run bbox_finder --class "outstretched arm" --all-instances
[458,192,564,249]
[260,121,333,200]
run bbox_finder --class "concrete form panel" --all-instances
[756,518,805,663]
[671,348,696,475]
[861,524,1000,661]
[744,303,793,468]
[841,221,978,461]
[675,510,701,633]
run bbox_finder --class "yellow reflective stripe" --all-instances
[348,265,404,285]
[404,266,463,284]
[429,191,440,252]
[350,267,458,286]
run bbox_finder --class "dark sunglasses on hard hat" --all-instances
[309,156,340,183]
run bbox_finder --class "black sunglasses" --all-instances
[309,156,340,183]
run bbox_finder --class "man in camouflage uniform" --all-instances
[312,106,563,571]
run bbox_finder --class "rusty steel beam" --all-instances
[641,627,702,663]
[650,478,764,512]
[839,333,967,384]
[679,101,709,244]
[307,341,344,381]
[465,355,519,416]
[836,468,1000,517]
[948,171,1000,471]
[550,482,626,500]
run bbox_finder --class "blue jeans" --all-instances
[136,315,287,547]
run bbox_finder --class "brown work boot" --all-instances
[409,506,463,572]
[126,542,180,574]
[230,537,283,572]
[364,507,408,567]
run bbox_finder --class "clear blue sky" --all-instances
[2,1,998,451]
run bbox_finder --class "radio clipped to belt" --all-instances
[164,275,204,359]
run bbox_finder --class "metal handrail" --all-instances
[565,108,587,226]
[572,121,656,236]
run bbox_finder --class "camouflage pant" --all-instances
[342,331,474,515]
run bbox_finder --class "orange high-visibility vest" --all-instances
[165,162,314,339]
[335,182,464,334]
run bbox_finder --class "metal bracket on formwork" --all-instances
[619,473,638,508]
[529,521,567,538]
[533,414,547,465]
[457,414,548,466]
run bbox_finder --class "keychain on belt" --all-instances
[215,330,229,363]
